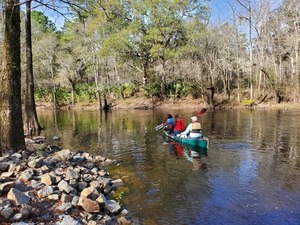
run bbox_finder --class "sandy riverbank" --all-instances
[36,97,300,111]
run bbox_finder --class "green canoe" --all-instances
[163,130,208,149]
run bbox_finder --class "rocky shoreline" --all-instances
[0,137,131,225]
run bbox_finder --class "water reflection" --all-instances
[165,140,208,171]
[37,108,300,225]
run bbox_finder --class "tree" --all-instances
[0,0,26,154]
[24,0,42,135]
[31,10,56,32]
[58,20,87,107]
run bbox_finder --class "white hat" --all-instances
[191,116,198,121]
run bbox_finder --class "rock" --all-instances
[57,202,73,212]
[27,157,43,168]
[55,149,71,161]
[0,161,11,172]
[105,200,121,214]
[8,163,24,173]
[1,171,14,178]
[10,152,22,160]
[32,135,46,141]
[37,186,54,198]
[57,180,73,193]
[120,208,129,216]
[13,212,23,221]
[53,135,60,140]
[79,197,100,213]
[65,168,80,180]
[111,178,124,188]
[89,180,100,188]
[0,198,12,207]
[117,216,131,225]
[20,204,32,219]
[95,193,107,206]
[40,173,55,186]
[71,195,80,206]
[0,146,129,224]
[0,206,14,219]
[100,215,112,224]
[77,181,88,191]
[61,193,72,203]
[57,214,82,225]
[19,169,34,182]
[80,187,100,201]
[7,188,31,206]
[11,222,35,225]
[95,156,105,162]
[85,162,95,170]
[48,194,60,200]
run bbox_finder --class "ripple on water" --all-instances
[218,142,253,151]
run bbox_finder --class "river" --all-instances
[37,108,300,225]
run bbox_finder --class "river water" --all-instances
[37,108,300,225]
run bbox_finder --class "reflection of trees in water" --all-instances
[44,110,155,157]
[205,109,300,191]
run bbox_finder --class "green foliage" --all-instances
[144,82,161,98]
[115,191,125,203]
[242,99,255,106]
[35,88,52,102]
[55,88,72,102]
[35,84,98,104]
[31,11,56,32]
[110,83,138,99]
[187,82,203,98]
[75,84,97,101]
[123,83,137,98]
[168,80,187,98]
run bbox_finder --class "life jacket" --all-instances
[179,118,186,131]
[174,118,185,131]
[191,122,201,133]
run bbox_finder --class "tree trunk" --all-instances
[96,90,102,110]
[24,0,42,136]
[160,60,167,99]
[71,82,75,106]
[260,68,283,104]
[142,61,148,86]
[0,0,25,154]
[53,81,59,109]
[103,94,109,111]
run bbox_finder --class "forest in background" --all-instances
[0,0,299,152]
[2,0,300,110]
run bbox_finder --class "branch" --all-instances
[30,0,72,21]
[235,0,249,11]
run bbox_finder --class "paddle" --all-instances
[155,123,164,130]
[198,108,207,117]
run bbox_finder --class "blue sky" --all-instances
[208,0,232,24]
[41,0,282,30]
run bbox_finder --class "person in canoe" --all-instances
[180,116,202,138]
[173,114,186,135]
[163,114,174,132]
